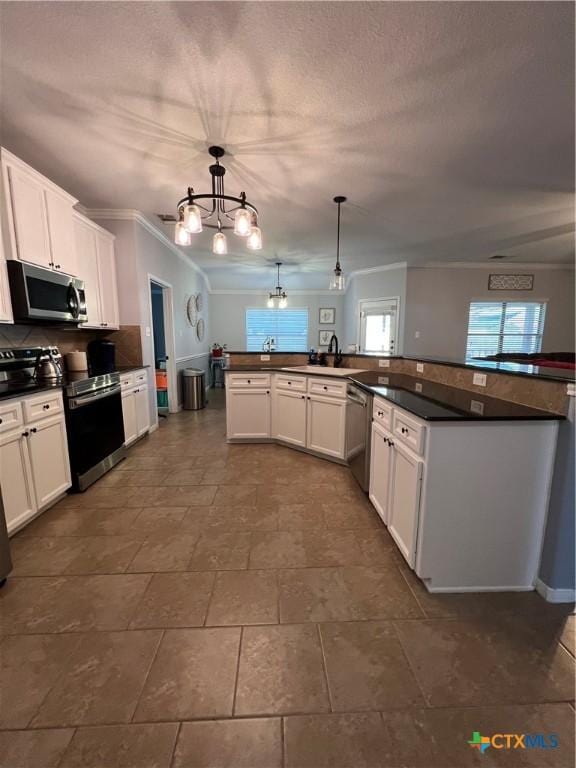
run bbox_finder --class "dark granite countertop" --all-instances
[116,365,150,372]
[0,366,149,401]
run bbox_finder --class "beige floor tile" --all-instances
[235,624,330,716]
[560,614,575,657]
[213,485,259,506]
[64,535,142,574]
[206,505,278,532]
[206,570,279,625]
[0,575,151,634]
[322,501,383,530]
[279,566,424,622]
[173,719,282,768]
[354,530,402,566]
[201,467,268,485]
[379,704,575,767]
[98,469,170,487]
[0,729,74,768]
[115,455,172,471]
[130,486,218,507]
[131,506,188,534]
[127,532,200,572]
[10,537,87,575]
[130,572,215,628]
[284,713,387,768]
[58,723,179,768]
[134,628,241,721]
[160,468,206,486]
[277,503,325,531]
[394,617,576,706]
[179,506,213,532]
[16,506,142,538]
[0,634,82,728]
[31,630,162,727]
[249,531,364,569]
[57,486,138,510]
[188,532,251,570]
[320,621,425,711]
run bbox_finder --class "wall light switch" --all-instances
[145,327,151,337]
[473,372,487,387]
[415,382,423,393]
[470,400,485,415]
[260,354,270,361]
[414,331,421,339]
[416,363,424,374]
[379,359,390,368]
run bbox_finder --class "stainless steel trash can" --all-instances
[182,368,206,410]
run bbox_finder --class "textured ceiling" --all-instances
[1,1,574,289]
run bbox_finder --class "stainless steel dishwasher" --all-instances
[345,383,373,492]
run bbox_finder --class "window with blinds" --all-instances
[245,308,309,352]
[465,301,546,360]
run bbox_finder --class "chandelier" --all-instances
[174,146,262,254]
[329,195,346,291]
[268,262,288,308]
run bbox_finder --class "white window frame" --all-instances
[465,298,547,359]
[357,296,400,355]
[245,306,310,352]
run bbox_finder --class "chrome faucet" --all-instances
[327,334,343,367]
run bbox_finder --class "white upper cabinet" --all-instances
[74,213,119,330]
[1,148,78,275]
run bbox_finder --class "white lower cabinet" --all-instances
[0,392,71,534]
[122,390,138,445]
[227,388,271,439]
[369,421,393,525]
[387,438,423,568]
[121,370,150,446]
[306,393,346,459]
[134,385,150,438]
[273,389,307,447]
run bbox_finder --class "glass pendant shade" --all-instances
[279,296,287,309]
[246,226,263,250]
[213,231,228,255]
[174,221,192,246]
[329,271,346,291]
[183,204,203,233]
[234,208,252,237]
[267,296,274,308]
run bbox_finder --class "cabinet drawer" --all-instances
[307,378,347,399]
[227,373,271,389]
[392,409,426,455]
[274,374,306,393]
[23,391,63,423]
[134,369,148,386]
[373,397,392,430]
[120,372,134,391]
[0,399,23,435]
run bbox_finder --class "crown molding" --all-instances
[416,261,574,271]
[348,262,407,280]
[86,208,212,291]
[210,288,342,296]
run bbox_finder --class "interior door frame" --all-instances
[357,296,401,355]
[147,274,178,417]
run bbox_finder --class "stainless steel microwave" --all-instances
[7,261,87,323]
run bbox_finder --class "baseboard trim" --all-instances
[149,423,159,433]
[535,578,576,603]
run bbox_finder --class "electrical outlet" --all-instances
[414,331,420,339]
[378,376,389,385]
[415,382,423,393]
[378,359,390,368]
[416,362,424,373]
[473,372,487,387]
[470,400,485,415]
[260,354,270,361]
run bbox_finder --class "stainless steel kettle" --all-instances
[34,348,64,381]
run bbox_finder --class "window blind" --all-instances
[465,301,546,360]
[246,308,309,352]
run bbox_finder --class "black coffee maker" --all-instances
[87,339,116,375]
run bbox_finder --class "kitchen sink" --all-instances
[280,366,367,376]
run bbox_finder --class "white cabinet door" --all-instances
[97,233,119,329]
[134,384,150,437]
[75,217,102,328]
[369,421,393,525]
[306,394,346,459]
[122,391,138,446]
[227,389,271,439]
[45,189,77,276]
[27,415,71,510]
[273,389,307,447]
[388,440,423,568]
[0,428,36,533]
[4,164,52,268]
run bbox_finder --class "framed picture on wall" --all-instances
[319,307,336,324]
[319,329,334,347]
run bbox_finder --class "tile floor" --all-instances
[1,391,575,767]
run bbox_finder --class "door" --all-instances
[273,390,307,447]
[0,428,36,533]
[227,389,271,439]
[134,385,150,437]
[45,188,77,276]
[97,233,119,328]
[306,394,346,459]
[122,391,138,445]
[5,164,52,269]
[359,298,399,355]
[27,415,71,509]
[388,440,423,568]
[75,218,102,328]
[369,421,393,524]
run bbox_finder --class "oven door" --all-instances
[65,385,125,489]
[8,261,87,323]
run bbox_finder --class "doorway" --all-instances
[358,298,400,355]
[148,276,178,420]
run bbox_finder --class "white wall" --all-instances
[209,293,345,351]
[342,265,407,353]
[96,217,210,424]
[403,266,575,358]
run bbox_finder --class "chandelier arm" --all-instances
[177,193,258,215]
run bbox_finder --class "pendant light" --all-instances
[268,262,288,308]
[329,195,347,291]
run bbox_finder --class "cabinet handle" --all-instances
[301,395,305,399]
[43,404,50,410]
[0,418,3,424]
[247,379,251,384]
[288,381,292,385]
[266,390,270,395]
[323,386,328,391]
[377,410,383,417]
[30,427,37,433]
[22,431,29,437]
[55,264,61,270]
